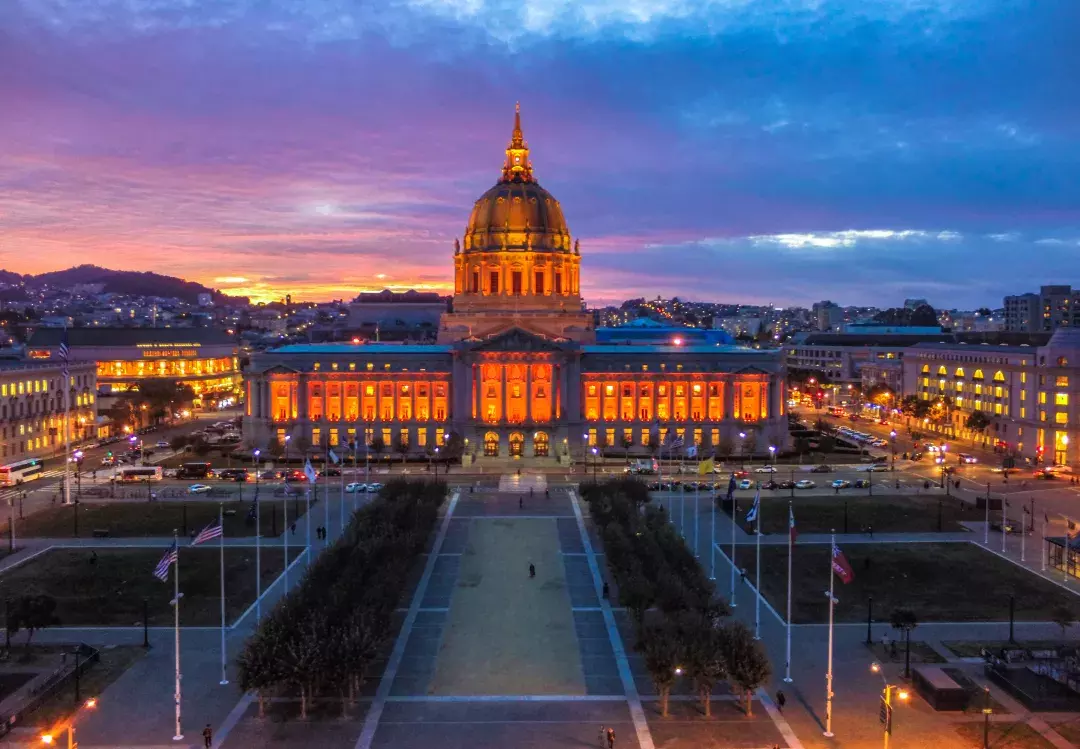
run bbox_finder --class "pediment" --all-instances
[262,364,301,375]
[466,326,569,353]
[733,365,772,376]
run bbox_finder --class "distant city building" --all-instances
[0,360,97,462]
[1004,285,1080,332]
[197,293,214,307]
[25,327,240,402]
[346,290,447,338]
[784,332,951,389]
[902,328,1080,466]
[812,301,844,331]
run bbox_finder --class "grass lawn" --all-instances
[6,498,311,538]
[0,547,287,626]
[726,494,981,535]
[25,645,148,729]
[955,721,1056,748]
[732,542,1071,623]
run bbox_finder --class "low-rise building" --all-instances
[0,360,97,463]
[901,328,1080,466]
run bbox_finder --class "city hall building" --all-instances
[243,107,788,462]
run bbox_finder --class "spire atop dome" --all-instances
[500,102,535,183]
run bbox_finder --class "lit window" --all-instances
[1057,376,1070,387]
[1039,392,1047,404]
[1056,393,1069,406]
[1055,412,1068,424]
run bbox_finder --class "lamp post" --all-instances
[591,447,598,484]
[768,444,776,466]
[73,450,84,500]
[253,448,262,621]
[939,444,948,489]
[738,432,746,470]
[433,446,440,483]
[889,431,897,472]
[871,662,909,749]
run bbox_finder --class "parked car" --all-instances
[831,479,851,489]
[737,479,754,490]
[794,479,816,490]
[318,467,342,477]
[188,484,212,494]
[259,470,277,480]
[732,470,750,479]
[217,468,250,482]
[778,480,796,489]
[810,464,833,473]
[868,463,890,472]
[156,440,171,449]
[365,482,383,493]
[754,465,778,473]
[345,482,366,493]
[762,480,780,491]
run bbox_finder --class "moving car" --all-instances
[217,468,250,482]
[737,479,754,490]
[365,482,384,493]
[794,479,816,490]
[318,467,342,477]
[754,465,778,474]
[958,453,978,464]
[853,479,870,488]
[810,464,833,473]
[778,480,796,489]
[156,440,171,449]
[345,482,365,493]
[187,484,212,494]
[868,463,890,472]
[762,480,780,491]
[831,479,851,489]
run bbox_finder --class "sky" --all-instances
[1,0,1078,308]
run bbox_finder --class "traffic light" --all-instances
[106,451,113,459]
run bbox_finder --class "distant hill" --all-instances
[4,265,248,305]
[0,270,23,285]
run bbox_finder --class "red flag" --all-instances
[832,544,854,584]
[789,505,798,544]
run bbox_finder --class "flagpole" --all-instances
[824,530,836,738]
[784,500,793,683]
[61,326,72,507]
[680,478,685,539]
[283,490,289,588]
[709,486,716,579]
[1021,508,1027,563]
[754,488,761,640]
[1002,499,1008,554]
[984,485,990,545]
[339,447,345,534]
[255,477,261,620]
[352,441,359,514]
[694,480,700,558]
[218,502,228,685]
[172,529,183,742]
[305,485,312,564]
[730,482,737,608]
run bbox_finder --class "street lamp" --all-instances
[72,450,84,500]
[870,663,909,749]
[591,447,598,483]
[768,445,776,466]
[889,430,897,472]
[939,444,949,489]
[41,695,97,748]
[739,432,746,469]
[434,446,440,483]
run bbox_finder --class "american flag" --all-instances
[59,328,70,377]
[152,543,178,582]
[191,520,223,546]
[668,434,684,449]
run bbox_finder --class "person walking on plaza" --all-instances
[606,727,615,748]
[529,562,536,579]
[776,689,786,713]
[202,723,213,748]
[597,725,606,747]
[519,496,523,509]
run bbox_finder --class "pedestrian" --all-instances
[89,551,97,566]
[202,723,213,748]
[291,522,297,535]
[597,726,607,747]
[529,563,535,579]
[545,489,550,498]
[519,496,523,509]
[740,567,748,585]
[882,632,891,654]
[867,524,873,539]
[776,689,786,713]
[602,581,609,599]
[606,727,615,748]
[530,487,534,497]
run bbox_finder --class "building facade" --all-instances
[1004,286,1080,332]
[243,106,788,461]
[25,328,240,400]
[0,361,97,462]
[900,328,1080,466]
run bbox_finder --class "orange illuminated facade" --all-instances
[244,106,788,461]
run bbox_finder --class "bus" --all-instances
[0,459,45,486]
[115,466,164,482]
[176,462,213,480]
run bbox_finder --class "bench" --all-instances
[223,509,238,517]
[91,529,110,539]
[913,666,968,710]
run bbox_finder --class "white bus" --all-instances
[0,459,46,486]
[115,466,164,482]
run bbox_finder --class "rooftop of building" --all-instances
[350,289,448,305]
[27,326,236,347]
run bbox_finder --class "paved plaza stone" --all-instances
[430,516,586,695]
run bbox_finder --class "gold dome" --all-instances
[461,104,575,255]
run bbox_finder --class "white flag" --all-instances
[328,449,340,464]
[303,459,318,484]
[745,489,761,523]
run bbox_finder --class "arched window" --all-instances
[993,371,1005,382]
[954,367,964,377]
[921,365,929,373]
[1058,356,1069,367]
[937,366,947,375]
[973,369,984,380]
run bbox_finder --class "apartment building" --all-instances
[0,360,97,462]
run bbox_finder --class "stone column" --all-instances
[526,363,533,424]
[723,377,735,424]
[501,363,507,425]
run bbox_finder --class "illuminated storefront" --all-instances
[26,328,240,402]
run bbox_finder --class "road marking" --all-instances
[354,491,460,749]
[758,688,805,749]
[210,690,255,749]
[569,489,656,749]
